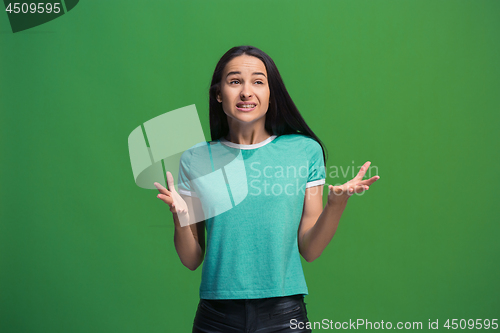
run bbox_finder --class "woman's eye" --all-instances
[255,81,263,84]
[230,80,239,84]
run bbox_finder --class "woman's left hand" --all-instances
[327,161,380,207]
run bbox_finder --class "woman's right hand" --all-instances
[154,171,189,219]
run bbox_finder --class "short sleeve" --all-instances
[177,149,198,197]
[305,139,326,188]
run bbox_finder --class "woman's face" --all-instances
[217,54,270,130]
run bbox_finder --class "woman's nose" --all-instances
[240,84,252,98]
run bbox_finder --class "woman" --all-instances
[155,45,380,332]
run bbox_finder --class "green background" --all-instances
[1,0,499,331]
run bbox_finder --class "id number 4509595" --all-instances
[5,3,62,14]
[444,319,498,330]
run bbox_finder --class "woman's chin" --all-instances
[230,114,266,126]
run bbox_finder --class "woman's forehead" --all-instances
[224,55,267,76]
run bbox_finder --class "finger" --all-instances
[166,171,175,192]
[176,207,188,214]
[354,184,369,193]
[329,185,352,195]
[355,174,380,186]
[329,185,342,195]
[348,184,367,195]
[354,161,371,180]
[157,193,173,205]
[361,175,380,186]
[154,182,171,195]
[331,184,369,196]
[170,201,188,215]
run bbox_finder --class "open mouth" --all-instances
[236,104,256,108]
[236,103,257,111]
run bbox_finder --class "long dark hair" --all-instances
[209,45,328,164]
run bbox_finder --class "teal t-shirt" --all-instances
[177,134,326,299]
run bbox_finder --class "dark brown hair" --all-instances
[209,45,327,163]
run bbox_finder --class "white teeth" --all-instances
[238,104,256,108]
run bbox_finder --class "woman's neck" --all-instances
[225,124,272,145]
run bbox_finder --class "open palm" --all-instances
[328,161,380,206]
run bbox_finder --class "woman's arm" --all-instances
[298,161,379,262]
[298,185,340,263]
[155,171,206,271]
[173,195,205,271]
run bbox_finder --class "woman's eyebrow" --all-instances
[226,71,267,78]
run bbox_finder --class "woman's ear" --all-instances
[217,94,222,103]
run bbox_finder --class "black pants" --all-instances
[192,294,312,333]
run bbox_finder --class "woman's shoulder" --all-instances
[180,139,235,163]
[275,133,319,146]
[180,140,211,161]
[274,134,323,160]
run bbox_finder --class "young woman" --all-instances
[154,45,380,333]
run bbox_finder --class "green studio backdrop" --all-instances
[1,0,499,332]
